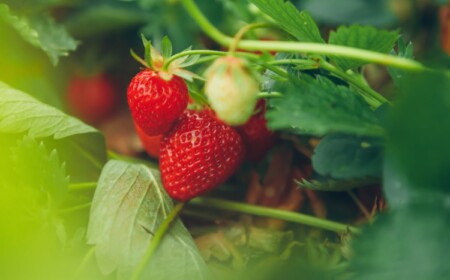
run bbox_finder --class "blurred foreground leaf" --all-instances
[87,160,209,280]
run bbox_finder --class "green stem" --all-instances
[181,0,425,71]
[71,246,96,280]
[257,91,283,98]
[320,60,389,108]
[189,197,360,234]
[58,202,92,214]
[229,22,270,55]
[68,182,97,192]
[130,202,185,280]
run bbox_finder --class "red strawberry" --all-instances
[127,69,188,135]
[160,110,245,201]
[237,100,277,162]
[134,123,162,158]
[66,73,119,125]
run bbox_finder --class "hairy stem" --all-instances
[181,0,425,72]
[189,197,360,234]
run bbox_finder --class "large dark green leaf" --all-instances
[0,4,77,65]
[87,160,209,280]
[266,76,384,137]
[350,203,450,280]
[312,134,383,179]
[386,71,450,194]
[249,0,324,43]
[328,25,399,70]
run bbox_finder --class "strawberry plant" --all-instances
[0,0,449,280]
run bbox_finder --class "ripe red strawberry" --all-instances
[134,122,162,158]
[237,100,277,162]
[160,110,245,201]
[127,69,188,135]
[66,73,119,125]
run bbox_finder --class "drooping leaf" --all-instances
[349,202,450,280]
[328,25,399,70]
[248,0,324,43]
[312,134,383,179]
[0,4,77,65]
[298,177,377,192]
[0,81,97,139]
[266,76,384,137]
[87,160,209,280]
[11,135,69,205]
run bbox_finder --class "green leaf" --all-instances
[0,82,107,181]
[249,0,324,43]
[266,76,384,137]
[312,134,383,179]
[387,39,414,88]
[298,177,377,192]
[11,135,69,205]
[386,71,450,194]
[0,81,97,139]
[161,35,173,60]
[328,25,399,70]
[87,160,209,280]
[349,203,450,280]
[0,4,77,65]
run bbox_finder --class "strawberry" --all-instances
[66,73,119,125]
[160,110,245,201]
[134,122,162,158]
[237,100,277,162]
[127,69,188,135]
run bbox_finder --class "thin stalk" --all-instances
[71,246,96,280]
[58,202,92,214]
[130,202,185,280]
[189,197,360,234]
[181,0,426,72]
[320,60,389,108]
[347,190,373,223]
[68,182,97,192]
[229,22,270,55]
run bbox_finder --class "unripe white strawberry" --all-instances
[204,56,259,125]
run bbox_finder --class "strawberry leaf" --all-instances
[87,160,209,280]
[266,75,384,137]
[249,0,324,43]
[328,25,399,70]
[10,135,69,205]
[0,81,107,180]
[0,81,97,139]
[0,4,77,65]
[161,35,173,60]
[312,134,383,179]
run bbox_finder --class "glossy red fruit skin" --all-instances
[237,100,277,162]
[134,123,162,158]
[160,110,245,201]
[127,69,188,136]
[66,73,118,125]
